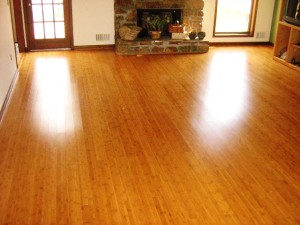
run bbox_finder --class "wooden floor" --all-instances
[0,46,300,225]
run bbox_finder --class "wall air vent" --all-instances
[96,34,110,41]
[256,32,266,39]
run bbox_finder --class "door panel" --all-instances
[26,0,72,50]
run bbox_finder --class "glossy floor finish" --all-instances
[0,46,300,225]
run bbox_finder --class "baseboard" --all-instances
[0,69,19,122]
[73,43,273,49]
[209,42,273,46]
[17,53,25,67]
[74,45,115,50]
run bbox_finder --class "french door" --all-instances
[25,0,72,50]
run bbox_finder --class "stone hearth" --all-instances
[114,0,209,55]
[116,38,209,55]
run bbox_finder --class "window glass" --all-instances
[214,0,257,37]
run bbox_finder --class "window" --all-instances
[213,0,258,37]
[31,0,65,40]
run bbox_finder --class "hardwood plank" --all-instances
[0,46,300,225]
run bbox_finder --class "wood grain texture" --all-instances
[0,46,300,225]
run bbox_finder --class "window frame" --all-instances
[213,0,259,37]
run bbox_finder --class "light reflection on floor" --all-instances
[32,57,76,135]
[191,51,250,149]
[202,51,249,126]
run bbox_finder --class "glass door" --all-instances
[26,0,72,50]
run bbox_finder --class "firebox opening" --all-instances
[137,9,183,38]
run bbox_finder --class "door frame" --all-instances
[13,0,74,51]
[12,0,27,52]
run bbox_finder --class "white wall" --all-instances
[72,0,115,46]
[0,0,18,110]
[70,0,275,46]
[203,0,276,42]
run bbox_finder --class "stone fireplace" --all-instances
[114,0,209,55]
[136,8,183,38]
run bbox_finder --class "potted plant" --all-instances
[145,15,167,39]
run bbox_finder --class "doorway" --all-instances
[24,0,73,50]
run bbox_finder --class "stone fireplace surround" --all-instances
[114,0,209,55]
[136,8,183,38]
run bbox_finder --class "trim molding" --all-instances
[0,70,19,122]
[74,45,115,50]
[12,0,26,52]
[74,43,273,49]
[209,42,272,46]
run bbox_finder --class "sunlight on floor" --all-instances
[32,57,77,135]
[203,52,249,126]
[190,51,250,149]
